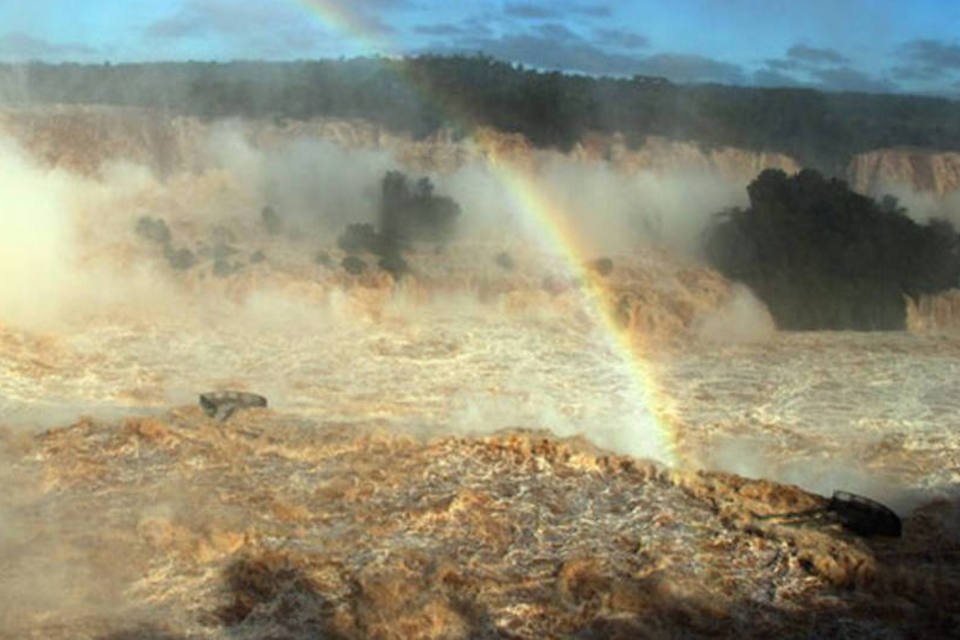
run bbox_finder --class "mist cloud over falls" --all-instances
[0,116,780,471]
[0,116,760,328]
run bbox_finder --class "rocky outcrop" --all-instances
[0,105,206,176]
[848,148,960,197]
[907,289,960,334]
[573,133,800,182]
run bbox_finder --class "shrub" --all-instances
[341,255,367,275]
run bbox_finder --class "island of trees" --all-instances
[704,169,960,330]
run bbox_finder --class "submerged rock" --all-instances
[828,491,902,537]
[199,391,268,421]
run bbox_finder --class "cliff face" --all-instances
[847,148,960,197]
[576,133,800,182]
[4,106,960,200]
[907,290,960,334]
[0,106,797,185]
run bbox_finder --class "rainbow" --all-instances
[298,1,681,465]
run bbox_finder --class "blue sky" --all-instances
[1,0,959,95]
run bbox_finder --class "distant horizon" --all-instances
[2,1,959,98]
[2,54,958,102]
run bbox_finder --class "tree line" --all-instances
[2,55,959,172]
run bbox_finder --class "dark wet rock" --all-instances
[829,491,902,537]
[261,206,282,235]
[341,255,367,275]
[199,391,267,421]
[135,216,172,246]
[495,252,514,270]
[753,489,902,538]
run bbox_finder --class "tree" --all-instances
[704,169,960,330]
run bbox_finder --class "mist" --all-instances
[0,119,752,330]
[873,179,960,228]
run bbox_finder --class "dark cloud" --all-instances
[447,33,648,75]
[504,2,611,20]
[504,2,557,19]
[0,32,97,59]
[901,39,960,69]
[810,66,898,94]
[763,57,803,72]
[893,39,960,81]
[632,53,745,84]
[753,68,805,88]
[437,30,743,84]
[415,18,495,39]
[594,28,648,50]
[415,23,469,37]
[574,4,612,17]
[754,43,901,94]
[786,44,849,66]
[889,64,940,82]
[536,23,581,41]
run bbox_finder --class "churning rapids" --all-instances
[1,108,959,638]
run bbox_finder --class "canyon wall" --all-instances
[847,148,960,197]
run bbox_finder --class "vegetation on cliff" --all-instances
[336,170,459,277]
[3,56,959,171]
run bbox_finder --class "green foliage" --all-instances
[333,170,460,280]
[5,56,960,168]
[379,171,460,249]
[704,169,960,330]
[337,223,383,255]
[341,255,367,275]
[377,253,409,278]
